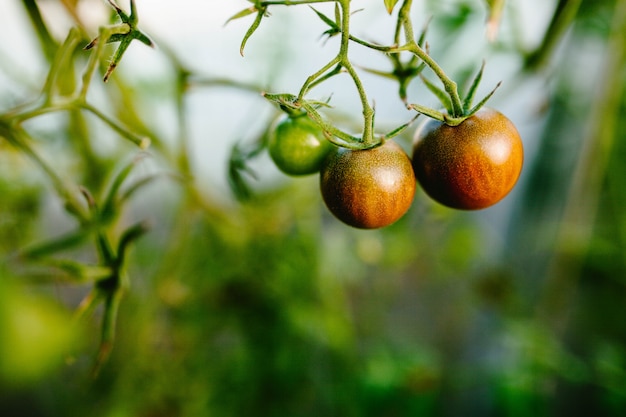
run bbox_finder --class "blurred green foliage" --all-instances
[1,0,625,416]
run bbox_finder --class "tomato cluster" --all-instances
[267,109,523,229]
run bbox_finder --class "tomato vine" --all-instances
[229,0,503,149]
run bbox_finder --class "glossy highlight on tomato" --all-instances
[267,115,333,176]
[320,140,416,229]
[412,107,523,210]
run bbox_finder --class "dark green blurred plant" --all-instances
[0,0,157,375]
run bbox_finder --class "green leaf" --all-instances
[134,31,154,48]
[116,221,150,264]
[119,172,183,207]
[100,154,148,224]
[19,229,92,259]
[239,7,266,56]
[384,0,400,14]
[299,102,363,149]
[310,7,341,39]
[310,6,339,30]
[359,67,397,80]
[224,6,257,26]
[21,0,58,61]
[407,103,446,122]
[107,0,127,22]
[262,93,300,110]
[86,0,154,82]
[382,113,421,140]
[40,259,112,282]
[463,61,485,112]
[46,28,81,97]
[417,17,432,47]
[465,81,502,118]
[227,134,267,201]
[420,75,453,114]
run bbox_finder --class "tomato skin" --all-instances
[320,140,416,229]
[412,107,523,210]
[268,115,333,176]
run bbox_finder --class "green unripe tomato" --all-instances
[267,115,334,176]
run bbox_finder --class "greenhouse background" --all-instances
[1,0,625,416]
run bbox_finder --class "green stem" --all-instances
[42,27,83,102]
[333,0,464,119]
[297,56,341,99]
[175,70,193,178]
[404,45,463,117]
[93,286,123,376]
[8,99,149,149]
[398,0,415,46]
[2,124,89,223]
[80,24,130,98]
[81,103,151,148]
[343,61,374,145]
[295,0,377,146]
[10,100,75,123]
[336,0,375,146]
[397,0,463,115]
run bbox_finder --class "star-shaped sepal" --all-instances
[84,0,154,82]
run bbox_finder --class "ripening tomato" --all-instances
[267,115,333,176]
[412,107,523,210]
[320,140,416,229]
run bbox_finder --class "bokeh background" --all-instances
[1,0,625,416]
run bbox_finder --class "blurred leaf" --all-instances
[228,138,265,201]
[116,221,150,264]
[20,229,92,259]
[384,0,400,14]
[44,28,82,97]
[85,0,154,82]
[14,258,112,283]
[485,0,506,41]
[420,75,452,114]
[100,153,149,224]
[0,176,40,254]
[21,0,58,61]
[118,172,182,207]
[310,6,340,38]
[225,6,257,25]
[525,0,583,71]
[239,6,267,56]
[462,61,485,112]
[0,280,76,385]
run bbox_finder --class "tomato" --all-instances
[412,107,523,210]
[320,140,416,229]
[267,115,333,176]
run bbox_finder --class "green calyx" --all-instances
[408,62,502,126]
[84,0,154,82]
[263,93,417,151]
